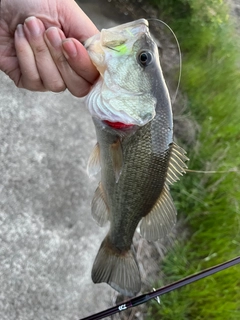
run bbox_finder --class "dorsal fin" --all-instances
[110,138,123,183]
[140,185,177,241]
[87,142,101,177]
[166,142,189,185]
[91,182,109,227]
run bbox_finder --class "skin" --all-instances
[0,0,99,97]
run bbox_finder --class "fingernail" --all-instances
[24,16,41,36]
[16,24,24,37]
[62,39,77,59]
[45,27,62,48]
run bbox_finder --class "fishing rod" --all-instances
[80,256,240,320]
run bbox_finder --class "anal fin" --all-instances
[140,185,177,241]
[91,182,109,227]
[87,142,101,177]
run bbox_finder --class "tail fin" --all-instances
[91,236,141,297]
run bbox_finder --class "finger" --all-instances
[14,24,46,91]
[57,0,99,40]
[44,27,98,97]
[62,38,99,84]
[23,16,66,92]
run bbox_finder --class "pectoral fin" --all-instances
[91,183,109,226]
[140,185,177,241]
[87,142,101,177]
[166,142,189,185]
[110,138,123,183]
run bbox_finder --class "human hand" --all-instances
[0,0,99,97]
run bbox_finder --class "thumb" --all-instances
[57,0,99,41]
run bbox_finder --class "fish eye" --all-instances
[137,50,153,67]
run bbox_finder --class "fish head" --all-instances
[85,19,168,127]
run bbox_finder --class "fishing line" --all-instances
[147,18,182,104]
[79,256,240,320]
[185,168,238,174]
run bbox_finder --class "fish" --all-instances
[84,19,188,297]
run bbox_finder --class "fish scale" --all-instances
[96,119,171,249]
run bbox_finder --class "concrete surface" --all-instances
[0,2,122,319]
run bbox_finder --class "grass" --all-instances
[146,0,240,319]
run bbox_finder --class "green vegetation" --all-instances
[147,0,240,319]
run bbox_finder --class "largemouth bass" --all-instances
[84,19,188,297]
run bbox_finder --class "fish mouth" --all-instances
[84,19,149,53]
[84,32,101,50]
